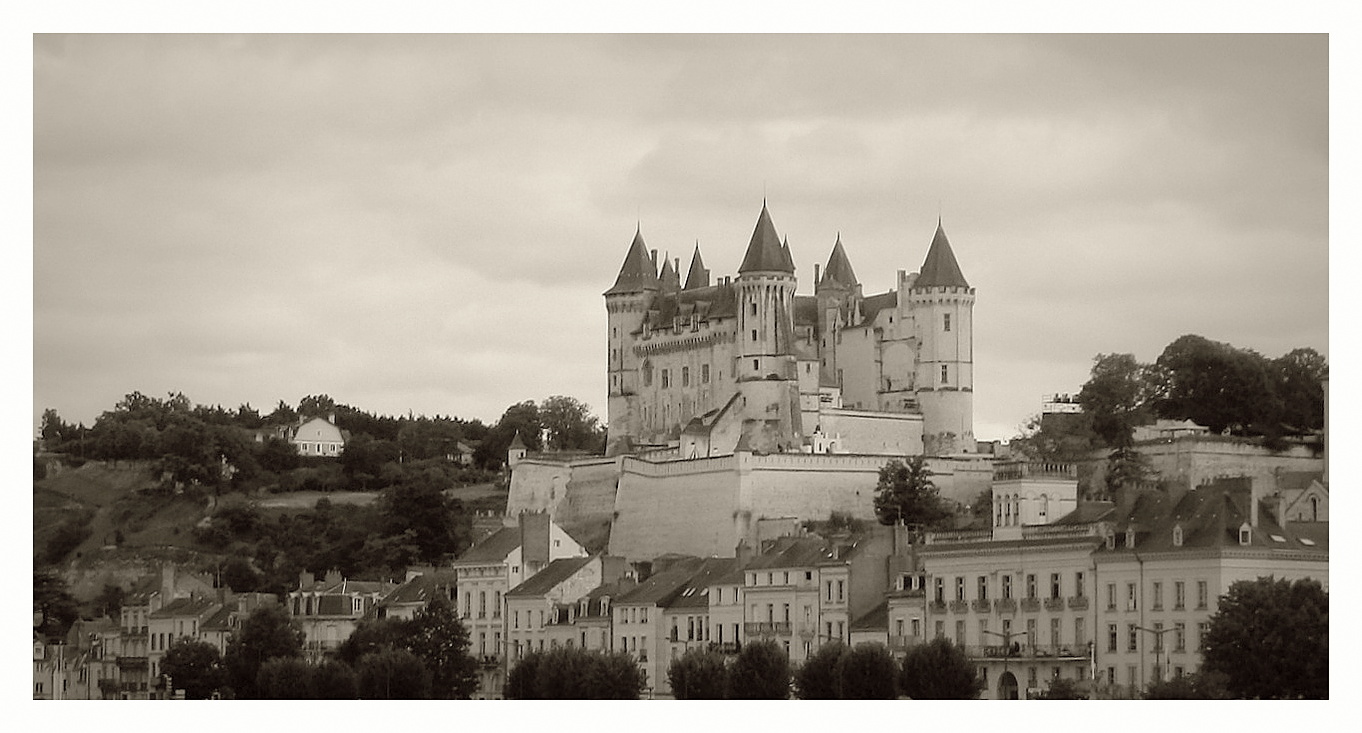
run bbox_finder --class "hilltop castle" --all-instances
[604,201,975,458]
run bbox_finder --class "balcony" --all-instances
[1067,596,1089,611]
[1044,598,1066,612]
[971,599,992,613]
[929,600,947,614]
[888,635,916,651]
[993,461,1077,481]
[710,642,741,655]
[994,599,1017,613]
[964,644,1090,661]
[743,622,792,637]
[479,655,500,668]
[1020,598,1041,612]
[949,600,970,614]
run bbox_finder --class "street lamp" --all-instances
[981,628,1027,699]
[1134,625,1171,685]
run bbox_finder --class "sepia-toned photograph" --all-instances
[31,26,1328,707]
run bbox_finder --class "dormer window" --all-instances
[1238,522,1252,546]
[1172,524,1184,547]
[1105,532,1116,550]
[1125,529,1136,549]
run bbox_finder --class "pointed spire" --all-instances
[659,252,681,292]
[781,236,795,272]
[912,221,970,290]
[605,226,661,295]
[820,232,859,289]
[684,243,710,290]
[738,201,793,274]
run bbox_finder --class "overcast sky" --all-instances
[32,34,1328,442]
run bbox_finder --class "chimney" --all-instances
[299,570,314,590]
[520,512,550,567]
[814,263,820,284]
[651,249,658,272]
[1275,492,1288,527]
[327,412,336,425]
[161,563,177,601]
[735,540,753,568]
[325,569,343,587]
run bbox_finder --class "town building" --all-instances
[288,570,396,662]
[289,414,347,457]
[505,555,628,675]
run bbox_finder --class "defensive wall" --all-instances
[504,455,623,527]
[1083,436,1324,496]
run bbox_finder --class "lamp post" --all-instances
[981,628,1027,699]
[1134,625,1170,687]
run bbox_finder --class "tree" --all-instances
[727,640,791,699]
[1143,671,1231,699]
[257,657,315,699]
[311,660,359,699]
[33,570,80,639]
[899,638,983,699]
[376,474,462,565]
[668,647,729,699]
[298,394,338,420]
[1200,577,1327,699]
[403,597,479,699]
[336,617,407,666]
[793,641,845,699]
[836,643,898,699]
[223,603,304,699]
[505,650,546,699]
[539,395,604,452]
[256,436,299,473]
[160,638,225,699]
[357,648,432,699]
[1152,335,1281,435]
[1037,676,1087,700]
[1273,347,1327,431]
[1078,353,1156,448]
[872,457,951,530]
[40,408,73,447]
[580,650,647,699]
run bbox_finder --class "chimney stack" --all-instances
[814,263,820,284]
[520,512,550,567]
[651,249,658,272]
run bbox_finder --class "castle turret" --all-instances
[815,233,863,388]
[605,227,660,455]
[909,221,975,455]
[659,252,681,293]
[683,244,710,290]
[735,202,803,451]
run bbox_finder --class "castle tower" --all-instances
[659,252,681,293]
[909,221,975,455]
[604,227,660,455]
[815,233,862,388]
[735,202,803,452]
[683,244,709,290]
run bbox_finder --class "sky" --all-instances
[31,33,1330,442]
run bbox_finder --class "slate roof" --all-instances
[854,291,898,327]
[617,557,708,606]
[659,254,681,291]
[912,222,970,290]
[507,556,594,597]
[820,234,859,288]
[793,296,819,328]
[849,600,888,632]
[745,536,835,570]
[201,605,235,632]
[684,245,710,290]
[378,574,447,608]
[667,558,741,610]
[454,526,522,565]
[606,228,661,295]
[1276,471,1325,494]
[149,596,220,619]
[639,281,740,332]
[738,202,794,274]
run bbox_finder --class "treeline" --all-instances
[1017,335,1326,461]
[37,392,606,493]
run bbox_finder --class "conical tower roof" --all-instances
[509,430,527,450]
[684,244,710,290]
[820,233,859,288]
[912,221,970,290]
[738,201,793,274]
[605,227,660,295]
[781,236,795,272]
[659,253,681,292]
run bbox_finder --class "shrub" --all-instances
[727,640,791,699]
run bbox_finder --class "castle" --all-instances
[507,202,995,561]
[604,201,975,458]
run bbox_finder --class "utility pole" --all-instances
[1134,625,1171,688]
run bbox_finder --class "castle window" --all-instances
[682,367,690,387]
[944,313,951,332]
[753,359,760,372]
[751,302,757,316]
[702,364,710,383]
[662,369,670,389]
[751,329,758,342]
[643,361,653,387]
[941,365,948,384]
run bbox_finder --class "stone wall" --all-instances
[504,456,622,526]
[608,455,741,562]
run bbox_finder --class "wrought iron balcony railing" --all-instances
[1044,598,1066,612]
[1067,596,1089,611]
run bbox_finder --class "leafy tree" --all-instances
[1151,335,1281,435]
[899,638,982,699]
[504,650,545,699]
[312,660,359,699]
[266,400,299,426]
[793,641,845,699]
[1200,577,1327,699]
[1078,353,1156,448]
[356,648,432,699]
[580,650,647,699]
[668,647,729,699]
[220,556,262,593]
[403,597,479,699]
[256,437,299,473]
[1103,446,1154,496]
[160,638,225,699]
[256,656,315,699]
[727,640,791,699]
[337,620,409,668]
[1011,410,1101,462]
[94,583,126,619]
[223,603,304,699]
[872,457,952,531]
[539,395,604,452]
[1142,671,1231,699]
[298,394,338,420]
[33,570,80,638]
[376,473,463,565]
[40,408,73,446]
[1038,676,1087,700]
[1273,347,1327,431]
[836,643,898,699]
[476,401,543,469]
